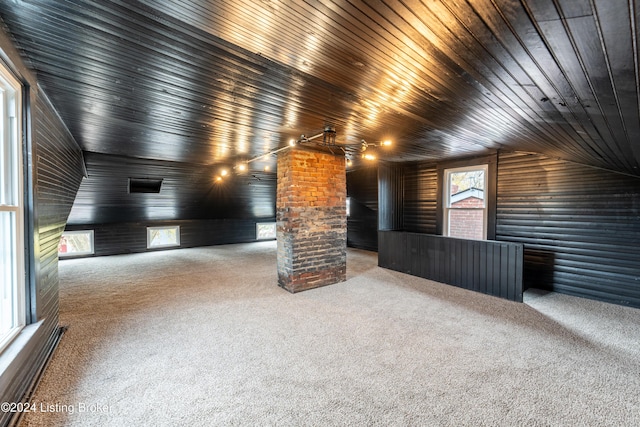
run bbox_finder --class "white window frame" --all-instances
[58,230,95,258]
[147,225,180,249]
[443,164,488,240]
[0,60,25,353]
[256,222,276,240]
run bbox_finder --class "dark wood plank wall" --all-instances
[403,163,438,235]
[360,151,640,307]
[346,166,378,251]
[0,31,84,424]
[378,162,404,231]
[379,231,524,302]
[67,152,277,225]
[65,218,275,257]
[496,152,640,308]
[33,91,86,317]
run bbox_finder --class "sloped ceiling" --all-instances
[1,0,639,224]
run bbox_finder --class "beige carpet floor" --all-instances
[18,241,640,426]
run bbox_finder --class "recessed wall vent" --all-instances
[129,178,163,194]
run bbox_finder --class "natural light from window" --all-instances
[147,226,180,249]
[256,222,276,240]
[58,230,95,257]
[443,165,487,240]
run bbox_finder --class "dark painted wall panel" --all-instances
[65,218,275,257]
[68,152,277,225]
[34,91,85,318]
[378,162,404,231]
[403,162,438,234]
[496,152,640,307]
[379,231,523,302]
[1,24,84,424]
[346,166,378,251]
[376,151,640,307]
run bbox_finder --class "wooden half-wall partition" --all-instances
[378,231,524,302]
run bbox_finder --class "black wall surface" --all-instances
[378,162,404,231]
[68,152,277,225]
[346,166,378,251]
[360,151,640,307]
[379,231,524,302]
[33,92,86,318]
[403,162,438,234]
[0,27,85,425]
[64,152,278,257]
[65,218,275,257]
[496,152,640,307]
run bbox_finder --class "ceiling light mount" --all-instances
[322,125,337,146]
[359,138,392,151]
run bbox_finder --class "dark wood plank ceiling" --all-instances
[1,0,639,224]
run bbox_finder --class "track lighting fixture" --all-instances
[359,139,392,150]
[218,127,394,179]
[351,138,392,163]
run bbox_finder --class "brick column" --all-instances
[276,148,347,292]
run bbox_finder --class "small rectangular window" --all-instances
[59,230,95,257]
[147,226,180,248]
[256,222,276,240]
[443,165,488,240]
[346,197,351,217]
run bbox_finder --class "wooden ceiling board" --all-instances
[2,0,640,225]
[489,1,618,165]
[445,0,603,161]
[526,0,639,170]
[442,0,628,167]
[140,0,546,150]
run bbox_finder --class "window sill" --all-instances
[0,321,44,390]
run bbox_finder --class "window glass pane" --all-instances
[0,62,23,351]
[444,165,487,240]
[147,226,180,248]
[1,85,18,205]
[256,222,276,240]
[59,231,94,257]
[449,170,485,208]
[0,89,6,204]
[1,211,17,340]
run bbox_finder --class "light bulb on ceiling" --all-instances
[220,168,229,177]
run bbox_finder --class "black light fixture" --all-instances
[295,125,337,147]
[357,138,393,162]
[322,126,337,146]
